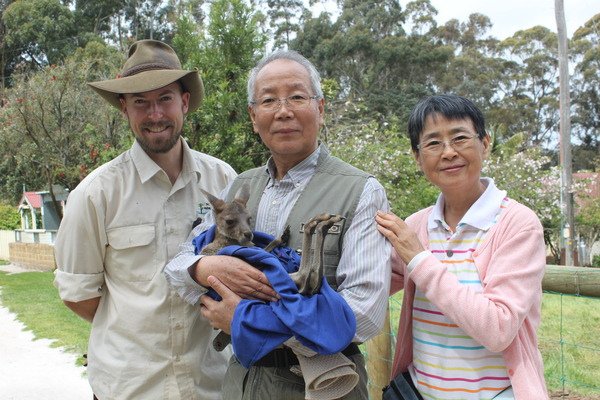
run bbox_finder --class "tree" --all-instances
[262,0,308,50]
[403,0,437,36]
[493,27,559,147]
[72,0,124,37]
[436,13,505,109]
[324,107,438,217]
[2,0,79,70]
[121,0,175,41]
[288,10,336,73]
[576,196,600,266]
[0,0,14,89]
[483,130,562,261]
[178,0,269,173]
[293,0,452,124]
[570,14,600,171]
[0,42,130,207]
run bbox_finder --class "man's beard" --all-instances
[134,121,181,154]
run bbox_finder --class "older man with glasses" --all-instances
[165,50,391,400]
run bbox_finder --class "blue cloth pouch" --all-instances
[193,226,356,368]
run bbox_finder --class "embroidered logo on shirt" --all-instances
[196,202,212,219]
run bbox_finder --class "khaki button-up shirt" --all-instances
[54,140,236,400]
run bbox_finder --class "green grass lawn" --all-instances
[1,267,599,397]
[0,269,90,366]
[538,292,600,397]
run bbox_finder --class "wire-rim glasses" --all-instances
[251,95,319,112]
[417,134,480,156]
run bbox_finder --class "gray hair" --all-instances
[247,50,324,105]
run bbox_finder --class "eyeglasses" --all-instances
[417,134,479,155]
[250,95,319,112]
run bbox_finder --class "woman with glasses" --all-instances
[376,94,548,399]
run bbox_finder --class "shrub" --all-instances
[0,202,20,230]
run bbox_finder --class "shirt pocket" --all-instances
[106,224,157,282]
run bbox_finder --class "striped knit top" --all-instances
[409,178,513,399]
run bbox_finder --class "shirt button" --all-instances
[446,250,454,257]
[175,323,183,330]
[272,200,278,205]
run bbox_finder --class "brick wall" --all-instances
[9,242,56,271]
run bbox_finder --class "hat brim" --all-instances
[88,69,204,112]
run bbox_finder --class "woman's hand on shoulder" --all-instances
[376,211,425,264]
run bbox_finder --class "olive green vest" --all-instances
[227,146,371,289]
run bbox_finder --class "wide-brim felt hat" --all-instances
[88,39,203,112]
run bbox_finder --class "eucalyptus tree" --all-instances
[570,13,600,170]
[178,0,268,172]
[435,13,506,110]
[261,0,309,50]
[117,0,176,42]
[323,0,406,103]
[168,0,206,25]
[0,0,11,88]
[293,0,451,123]
[71,0,123,37]
[494,26,559,147]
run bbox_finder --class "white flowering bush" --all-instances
[483,133,562,258]
[325,110,565,256]
[484,150,561,224]
[324,111,438,218]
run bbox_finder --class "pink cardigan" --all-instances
[390,199,549,399]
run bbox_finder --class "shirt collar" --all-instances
[131,140,162,184]
[131,138,198,185]
[428,177,507,231]
[265,145,321,187]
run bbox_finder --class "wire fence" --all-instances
[363,290,600,399]
[539,291,600,398]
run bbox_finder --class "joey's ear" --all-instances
[234,183,250,206]
[201,189,225,212]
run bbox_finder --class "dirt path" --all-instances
[0,265,92,399]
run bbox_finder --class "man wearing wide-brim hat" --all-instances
[54,39,237,400]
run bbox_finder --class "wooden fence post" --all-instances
[366,303,392,399]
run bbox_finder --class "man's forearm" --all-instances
[63,297,101,323]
